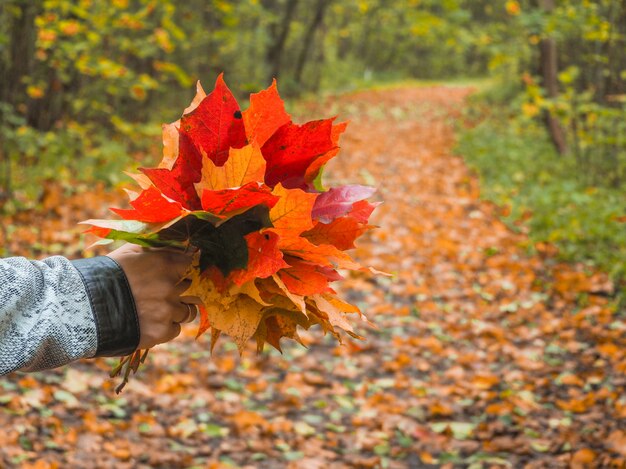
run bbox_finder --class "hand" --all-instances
[107,244,196,350]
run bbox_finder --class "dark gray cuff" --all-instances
[71,256,140,357]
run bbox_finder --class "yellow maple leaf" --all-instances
[269,184,318,238]
[272,274,306,313]
[309,293,365,340]
[195,143,267,193]
[206,296,265,352]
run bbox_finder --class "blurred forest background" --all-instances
[0,0,625,292]
[1,2,626,467]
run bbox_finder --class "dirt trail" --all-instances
[1,86,624,469]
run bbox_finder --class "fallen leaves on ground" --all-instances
[1,86,624,468]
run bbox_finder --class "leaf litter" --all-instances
[0,85,624,468]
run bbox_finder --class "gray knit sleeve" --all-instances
[0,256,97,374]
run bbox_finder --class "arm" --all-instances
[0,245,193,375]
[0,255,138,374]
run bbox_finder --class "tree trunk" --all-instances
[1,1,40,107]
[311,22,327,92]
[604,0,625,98]
[538,0,568,155]
[266,0,299,82]
[0,0,41,199]
[294,0,330,85]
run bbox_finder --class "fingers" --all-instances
[179,293,202,306]
[173,279,192,297]
[171,300,200,325]
[180,304,198,323]
[169,279,203,309]
[124,245,193,280]
[160,250,195,279]
[166,323,182,342]
[137,322,181,349]
[172,302,193,324]
[110,244,197,349]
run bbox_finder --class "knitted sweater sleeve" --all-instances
[0,255,139,374]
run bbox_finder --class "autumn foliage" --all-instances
[83,75,379,376]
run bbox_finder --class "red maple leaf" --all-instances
[261,119,336,189]
[200,182,279,218]
[304,121,348,186]
[230,231,289,286]
[141,129,204,210]
[110,186,185,223]
[180,73,247,166]
[276,257,339,296]
[243,79,291,147]
[303,216,372,250]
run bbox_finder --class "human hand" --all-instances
[107,244,197,350]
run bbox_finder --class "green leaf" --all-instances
[430,421,476,440]
[294,421,316,436]
[202,424,228,438]
[82,219,148,233]
[283,451,304,461]
[105,229,183,248]
[53,390,79,407]
[312,167,325,191]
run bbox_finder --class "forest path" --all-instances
[1,86,624,469]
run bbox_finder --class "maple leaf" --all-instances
[192,206,272,275]
[140,78,242,209]
[179,73,247,166]
[309,293,364,340]
[200,182,278,218]
[205,296,265,352]
[303,216,372,250]
[261,119,336,189]
[229,231,289,286]
[269,184,318,238]
[304,121,348,189]
[312,185,377,223]
[83,75,381,388]
[277,235,360,270]
[110,186,186,223]
[81,218,183,248]
[254,308,310,352]
[182,260,269,340]
[196,144,267,192]
[156,205,272,275]
[276,257,339,296]
[141,129,204,210]
[243,79,291,147]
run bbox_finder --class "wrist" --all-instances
[71,256,140,356]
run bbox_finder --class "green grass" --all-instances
[456,101,626,293]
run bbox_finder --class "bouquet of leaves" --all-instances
[83,75,380,390]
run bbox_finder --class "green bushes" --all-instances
[456,0,626,299]
[0,102,159,207]
[457,99,626,286]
